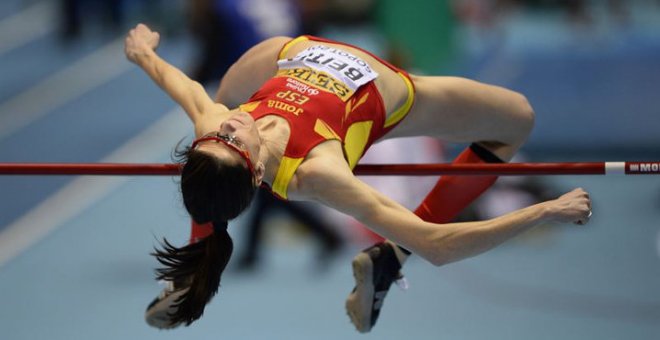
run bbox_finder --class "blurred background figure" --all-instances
[59,0,125,40]
[235,188,343,272]
[187,0,301,85]
[58,0,183,41]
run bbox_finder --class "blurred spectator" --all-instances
[187,0,301,84]
[59,0,125,40]
[235,188,343,272]
[186,0,396,71]
[59,0,180,41]
[453,0,631,28]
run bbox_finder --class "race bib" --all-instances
[277,45,378,101]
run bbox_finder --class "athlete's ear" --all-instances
[253,162,266,186]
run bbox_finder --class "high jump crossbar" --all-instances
[0,162,659,176]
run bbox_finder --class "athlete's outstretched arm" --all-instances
[124,23,228,123]
[215,36,291,107]
[302,158,591,266]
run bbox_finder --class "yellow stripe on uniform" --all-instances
[278,36,309,60]
[314,119,341,140]
[239,101,261,113]
[343,121,373,169]
[384,72,415,128]
[272,156,305,199]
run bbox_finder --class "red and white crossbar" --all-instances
[0,161,658,176]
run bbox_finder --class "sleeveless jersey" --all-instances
[240,36,415,199]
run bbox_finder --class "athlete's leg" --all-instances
[387,75,535,160]
[389,75,534,265]
[396,75,534,231]
[347,75,535,333]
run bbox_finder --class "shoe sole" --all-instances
[144,288,188,329]
[345,252,374,333]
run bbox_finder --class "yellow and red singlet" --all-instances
[241,36,415,199]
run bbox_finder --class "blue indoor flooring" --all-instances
[1,2,659,339]
[0,174,658,340]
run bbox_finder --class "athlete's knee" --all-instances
[511,92,535,141]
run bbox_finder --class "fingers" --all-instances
[127,23,156,38]
[550,187,594,225]
[125,23,160,55]
[575,210,591,225]
[136,23,151,33]
[565,187,592,226]
[575,189,592,225]
[577,188,591,211]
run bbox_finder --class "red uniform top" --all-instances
[240,36,415,199]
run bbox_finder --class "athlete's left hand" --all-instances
[124,23,160,64]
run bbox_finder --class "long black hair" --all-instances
[152,145,257,326]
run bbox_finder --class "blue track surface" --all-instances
[1,2,659,339]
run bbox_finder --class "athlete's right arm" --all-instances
[300,158,592,266]
[124,23,228,122]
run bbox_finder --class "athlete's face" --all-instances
[193,111,263,182]
[217,111,261,160]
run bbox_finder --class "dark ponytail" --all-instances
[150,144,255,326]
[152,221,233,326]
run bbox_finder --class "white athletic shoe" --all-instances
[346,242,406,333]
[144,280,189,329]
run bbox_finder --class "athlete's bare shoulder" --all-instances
[216,36,293,107]
[285,140,347,201]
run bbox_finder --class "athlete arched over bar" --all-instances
[125,23,592,332]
